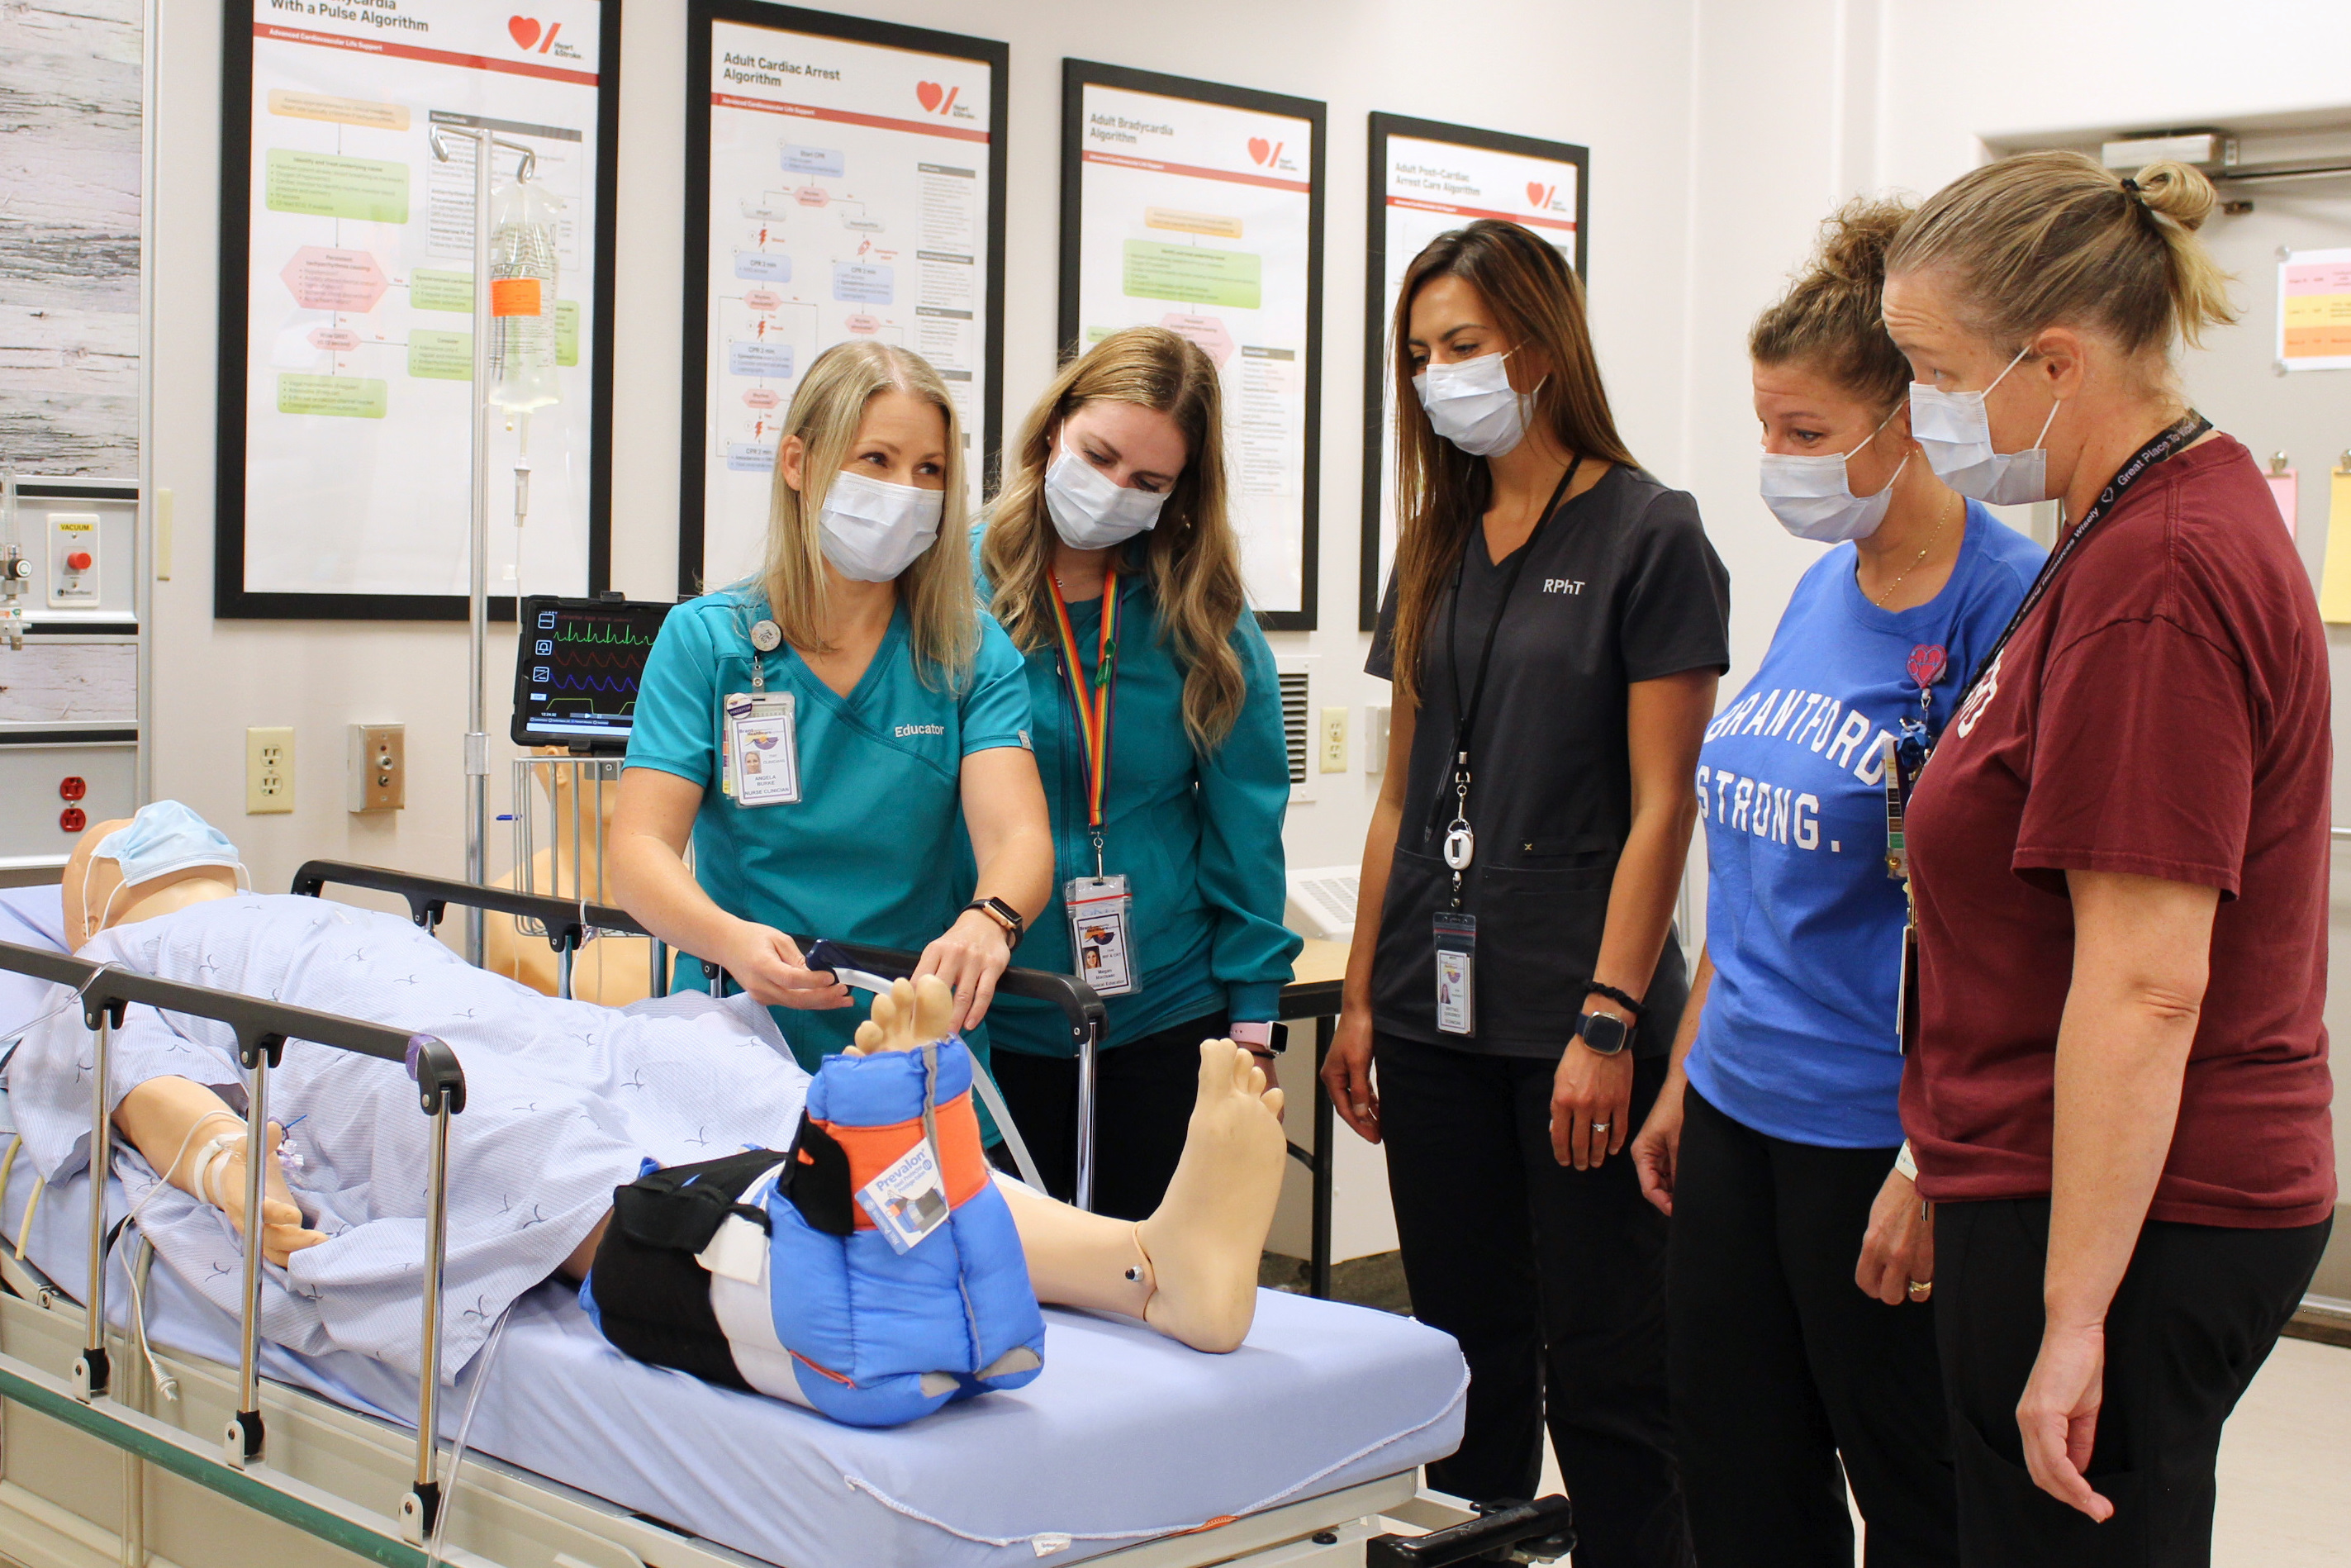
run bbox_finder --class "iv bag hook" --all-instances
[428,127,538,183]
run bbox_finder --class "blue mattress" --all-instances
[0,909,1468,1568]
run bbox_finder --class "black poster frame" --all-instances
[680,0,1009,600]
[214,0,624,621]
[1059,59,1327,633]
[1361,113,1588,630]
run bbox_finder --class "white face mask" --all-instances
[1759,407,1910,543]
[1413,349,1539,458]
[1907,345,2064,506]
[816,469,943,582]
[1043,445,1167,549]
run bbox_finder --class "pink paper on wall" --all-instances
[2268,470,2298,538]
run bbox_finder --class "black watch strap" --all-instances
[965,896,1024,944]
[1575,1010,1631,1057]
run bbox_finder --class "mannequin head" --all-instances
[61,803,246,948]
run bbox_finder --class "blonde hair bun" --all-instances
[2133,159,2217,232]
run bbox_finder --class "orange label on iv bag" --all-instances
[490,278,543,317]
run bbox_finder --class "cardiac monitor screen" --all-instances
[511,596,672,751]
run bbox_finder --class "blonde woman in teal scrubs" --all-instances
[613,342,1052,1076]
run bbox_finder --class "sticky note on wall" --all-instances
[2320,470,2351,624]
[2267,468,2297,539]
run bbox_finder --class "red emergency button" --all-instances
[60,806,87,833]
[66,551,93,571]
[59,776,87,801]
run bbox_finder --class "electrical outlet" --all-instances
[347,723,405,812]
[245,726,294,814]
[1319,706,1348,773]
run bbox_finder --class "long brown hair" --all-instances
[982,326,1248,750]
[756,340,978,686]
[1388,221,1636,706]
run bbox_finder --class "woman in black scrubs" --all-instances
[1323,220,1727,1566]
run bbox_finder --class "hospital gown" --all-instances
[7,893,814,1379]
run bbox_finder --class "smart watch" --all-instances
[1574,1010,1631,1057]
[963,896,1024,945]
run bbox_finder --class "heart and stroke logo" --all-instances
[1247,137,1282,167]
[508,16,563,53]
[915,81,959,115]
[1526,181,1557,209]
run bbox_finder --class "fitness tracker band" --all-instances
[1574,1010,1631,1057]
[964,896,1024,945]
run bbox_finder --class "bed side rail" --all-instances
[0,937,464,1542]
[290,860,1118,1205]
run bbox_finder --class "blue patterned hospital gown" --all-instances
[7,894,814,1379]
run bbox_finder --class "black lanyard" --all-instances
[1949,411,2209,714]
[1432,455,1581,897]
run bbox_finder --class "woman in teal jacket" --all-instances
[977,326,1301,1219]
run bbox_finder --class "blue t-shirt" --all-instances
[625,588,1033,1071]
[1686,502,2041,1147]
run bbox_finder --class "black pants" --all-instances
[1375,1032,1692,1568]
[987,1010,1228,1222]
[1935,1197,2330,1568]
[1667,1087,1955,1568]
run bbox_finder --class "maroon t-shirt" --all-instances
[1902,435,2335,1228]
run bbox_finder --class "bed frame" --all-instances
[0,872,1573,1568]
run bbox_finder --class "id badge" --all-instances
[857,1138,951,1255]
[1065,874,1138,996]
[723,691,800,805]
[1432,910,1477,1036]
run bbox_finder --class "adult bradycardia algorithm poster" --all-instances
[696,13,998,589]
[1070,78,1319,621]
[236,2,610,606]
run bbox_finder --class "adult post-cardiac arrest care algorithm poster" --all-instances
[683,2,1006,596]
[1062,64,1326,628]
[221,0,619,617]
[1362,116,1585,628]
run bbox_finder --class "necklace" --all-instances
[1867,490,1958,608]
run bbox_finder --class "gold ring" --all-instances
[1907,1279,1933,1299]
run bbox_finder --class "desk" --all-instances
[1278,938,1351,1300]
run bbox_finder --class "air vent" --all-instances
[1278,670,1309,786]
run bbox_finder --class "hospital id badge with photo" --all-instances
[1065,874,1138,996]
[723,691,800,806]
[857,1138,951,1255]
[1433,911,1477,1036]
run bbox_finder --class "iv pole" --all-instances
[429,125,537,964]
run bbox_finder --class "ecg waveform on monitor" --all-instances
[556,620,658,647]
[541,673,639,696]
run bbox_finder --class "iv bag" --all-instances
[488,177,563,413]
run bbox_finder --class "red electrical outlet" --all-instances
[60,806,87,833]
[59,775,87,801]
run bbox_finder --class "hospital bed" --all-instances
[0,877,1576,1568]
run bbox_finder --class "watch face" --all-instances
[1579,1012,1630,1055]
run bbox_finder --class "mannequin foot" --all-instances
[852,976,956,1055]
[1133,1040,1287,1352]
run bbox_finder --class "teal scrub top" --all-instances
[975,535,1302,1058]
[625,587,1034,1075]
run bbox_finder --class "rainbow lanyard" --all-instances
[1047,565,1119,876]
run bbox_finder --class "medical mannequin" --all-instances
[57,811,1286,1369]
[483,750,653,1006]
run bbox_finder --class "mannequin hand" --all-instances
[915,909,1012,1032]
[1855,1166,1935,1305]
[2018,1319,2113,1520]
[214,1124,330,1267]
[724,923,853,1010]
[1630,1070,1687,1214]
[1550,1038,1633,1170]
[1321,1005,1380,1143]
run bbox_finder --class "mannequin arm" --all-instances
[112,1076,326,1266]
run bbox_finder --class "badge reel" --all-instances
[1432,791,1478,1035]
[722,617,801,806]
[1065,835,1138,997]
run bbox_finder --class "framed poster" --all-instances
[216,0,621,620]
[1061,61,1325,630]
[683,2,1006,596]
[1361,115,1586,628]
[2277,247,2351,373]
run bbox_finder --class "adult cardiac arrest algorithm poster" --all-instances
[1066,71,1323,624]
[1365,121,1584,626]
[692,7,1003,592]
[232,2,613,611]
